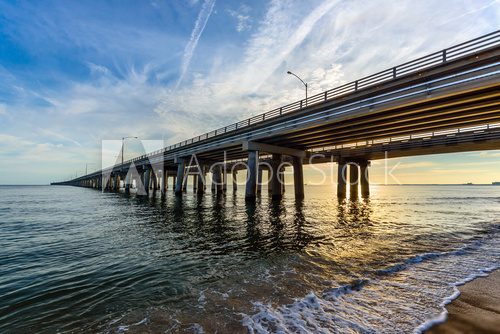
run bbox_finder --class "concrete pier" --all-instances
[222,167,227,193]
[213,165,223,194]
[182,174,188,192]
[337,162,347,199]
[152,169,158,196]
[270,154,282,199]
[125,173,131,194]
[360,161,370,198]
[192,175,198,192]
[161,169,167,196]
[349,163,359,199]
[232,170,237,193]
[143,169,151,196]
[197,169,205,194]
[245,150,259,200]
[257,168,263,195]
[293,156,304,199]
[175,159,185,195]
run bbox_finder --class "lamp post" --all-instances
[287,70,308,106]
[121,136,138,165]
[85,162,95,175]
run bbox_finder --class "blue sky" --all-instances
[0,0,499,184]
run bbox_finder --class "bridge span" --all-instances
[52,31,500,200]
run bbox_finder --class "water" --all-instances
[0,185,498,333]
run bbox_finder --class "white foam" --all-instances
[414,265,499,334]
[241,236,499,334]
[189,323,205,334]
[197,289,207,309]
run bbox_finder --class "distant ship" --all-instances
[493,182,500,185]
[463,182,473,185]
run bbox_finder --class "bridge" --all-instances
[52,31,500,200]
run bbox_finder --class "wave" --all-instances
[241,235,499,334]
[413,265,498,334]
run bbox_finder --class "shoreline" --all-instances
[425,268,500,333]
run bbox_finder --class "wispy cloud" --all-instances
[479,151,500,158]
[176,0,216,88]
[227,4,252,32]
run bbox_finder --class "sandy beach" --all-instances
[427,269,500,334]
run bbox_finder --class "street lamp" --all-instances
[287,70,308,106]
[121,136,138,165]
[85,162,95,175]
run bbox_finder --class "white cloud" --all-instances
[227,4,252,32]
[177,0,216,88]
[479,151,500,158]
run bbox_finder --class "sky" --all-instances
[0,0,499,185]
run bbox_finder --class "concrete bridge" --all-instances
[52,31,500,200]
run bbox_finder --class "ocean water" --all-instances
[0,184,498,333]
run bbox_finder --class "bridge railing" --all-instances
[124,30,500,165]
[308,122,500,153]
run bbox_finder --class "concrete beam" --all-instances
[242,141,306,158]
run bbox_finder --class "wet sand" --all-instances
[427,269,500,334]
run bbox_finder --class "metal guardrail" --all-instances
[309,122,500,153]
[118,30,500,165]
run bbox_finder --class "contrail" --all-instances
[176,0,216,89]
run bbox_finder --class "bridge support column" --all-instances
[175,159,186,195]
[213,165,223,194]
[268,170,272,194]
[124,174,130,194]
[337,162,347,199]
[232,170,238,193]
[349,163,359,200]
[257,168,263,195]
[182,174,188,192]
[211,175,216,193]
[281,168,286,194]
[161,169,167,197]
[270,154,283,199]
[360,161,370,198]
[245,150,259,200]
[193,175,198,192]
[141,169,150,196]
[293,156,304,200]
[222,167,227,193]
[152,169,158,196]
[197,169,206,194]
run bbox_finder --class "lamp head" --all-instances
[287,71,292,75]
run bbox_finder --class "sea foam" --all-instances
[241,235,499,333]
